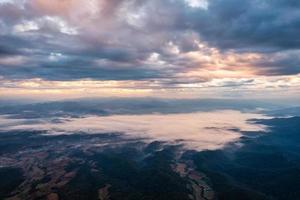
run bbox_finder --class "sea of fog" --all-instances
[0,110,269,151]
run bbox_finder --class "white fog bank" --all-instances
[0,110,269,151]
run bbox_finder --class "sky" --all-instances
[0,0,299,100]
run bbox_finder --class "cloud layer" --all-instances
[0,0,299,98]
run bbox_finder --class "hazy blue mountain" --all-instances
[0,98,283,119]
[265,106,300,117]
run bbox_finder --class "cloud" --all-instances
[186,0,300,51]
[0,0,299,95]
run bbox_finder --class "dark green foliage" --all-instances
[193,117,300,200]
[59,145,190,200]
[0,167,24,198]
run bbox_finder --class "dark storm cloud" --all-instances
[38,60,163,81]
[0,55,164,81]
[187,0,300,51]
[254,51,300,75]
[0,35,31,57]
